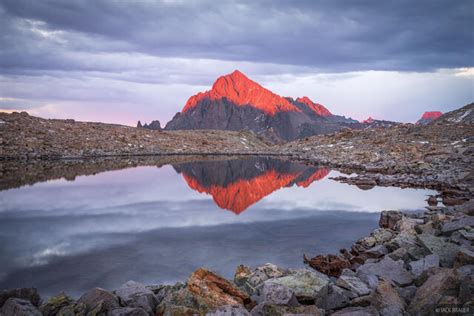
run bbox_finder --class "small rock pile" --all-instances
[1,201,472,315]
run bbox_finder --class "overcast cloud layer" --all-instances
[0,0,473,124]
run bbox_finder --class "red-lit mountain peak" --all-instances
[296,96,332,116]
[363,117,375,124]
[182,70,301,115]
[421,111,442,120]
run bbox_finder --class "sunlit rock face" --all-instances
[416,111,443,125]
[174,158,329,214]
[165,70,356,141]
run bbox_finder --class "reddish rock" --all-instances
[304,253,351,277]
[187,268,252,309]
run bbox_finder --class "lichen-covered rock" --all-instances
[234,263,285,296]
[356,257,413,286]
[114,281,158,315]
[441,216,474,235]
[264,268,329,303]
[408,268,459,315]
[0,298,42,316]
[40,293,75,316]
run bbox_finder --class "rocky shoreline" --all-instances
[1,202,472,316]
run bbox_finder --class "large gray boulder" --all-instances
[263,268,329,303]
[77,287,121,314]
[357,257,413,286]
[0,298,42,316]
[408,254,440,277]
[260,283,298,306]
[115,281,158,315]
[315,284,354,311]
[372,279,405,316]
[418,234,460,267]
[335,275,370,297]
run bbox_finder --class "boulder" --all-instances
[454,247,474,267]
[356,257,413,286]
[363,245,388,258]
[418,234,460,267]
[206,305,251,316]
[387,247,409,262]
[331,306,379,316]
[77,287,121,313]
[250,303,323,316]
[355,270,379,290]
[153,282,186,304]
[187,268,252,309]
[372,280,405,316]
[156,303,200,316]
[0,288,41,307]
[0,298,42,316]
[408,254,440,277]
[396,285,417,305]
[379,211,402,230]
[264,268,329,303]
[234,263,285,296]
[335,275,370,297]
[115,281,158,315]
[304,253,351,277]
[408,268,459,315]
[315,284,354,310]
[40,293,75,316]
[441,216,474,235]
[110,307,149,316]
[260,283,298,306]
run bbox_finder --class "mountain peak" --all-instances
[182,70,301,115]
[295,96,332,116]
[421,111,442,120]
[363,117,375,124]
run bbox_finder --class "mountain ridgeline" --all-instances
[164,70,361,141]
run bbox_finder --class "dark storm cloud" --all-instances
[0,0,473,75]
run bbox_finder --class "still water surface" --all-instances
[0,157,435,297]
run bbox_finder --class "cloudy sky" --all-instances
[0,0,473,125]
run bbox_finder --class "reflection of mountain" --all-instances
[173,158,329,214]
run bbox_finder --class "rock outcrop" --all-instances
[417,111,443,125]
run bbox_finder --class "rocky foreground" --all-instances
[0,204,472,316]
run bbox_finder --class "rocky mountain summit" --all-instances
[165,70,358,141]
[137,120,162,130]
[417,111,443,125]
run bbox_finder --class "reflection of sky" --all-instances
[0,164,435,297]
